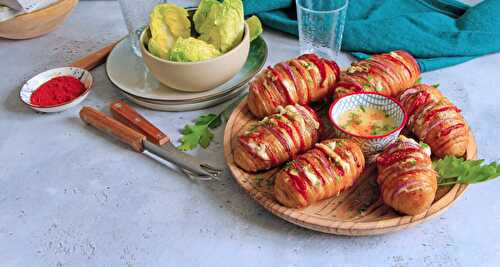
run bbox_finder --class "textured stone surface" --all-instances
[0,1,499,266]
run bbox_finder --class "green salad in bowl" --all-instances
[146,0,262,63]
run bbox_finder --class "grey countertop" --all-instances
[1,1,499,266]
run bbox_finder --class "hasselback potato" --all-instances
[398,84,469,157]
[334,50,420,98]
[248,54,340,118]
[274,139,365,208]
[376,136,437,215]
[234,105,322,173]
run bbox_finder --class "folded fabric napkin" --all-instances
[244,0,500,72]
[0,0,58,22]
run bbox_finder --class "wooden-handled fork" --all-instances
[79,103,222,179]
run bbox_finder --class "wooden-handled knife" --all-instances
[79,105,222,179]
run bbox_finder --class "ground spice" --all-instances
[30,76,86,107]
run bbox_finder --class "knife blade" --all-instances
[79,106,222,178]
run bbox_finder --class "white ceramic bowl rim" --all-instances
[328,92,408,140]
[140,22,250,65]
[20,67,93,109]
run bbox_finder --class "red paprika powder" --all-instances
[30,76,87,107]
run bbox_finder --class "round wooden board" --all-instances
[223,97,477,236]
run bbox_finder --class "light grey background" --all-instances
[0,0,498,267]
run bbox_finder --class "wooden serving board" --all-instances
[223,97,477,236]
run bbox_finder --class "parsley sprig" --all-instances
[433,156,500,186]
[178,114,222,151]
[177,94,245,151]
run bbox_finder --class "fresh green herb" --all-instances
[371,126,382,136]
[432,83,440,88]
[433,156,500,186]
[347,112,362,126]
[283,161,294,170]
[178,94,245,150]
[409,159,417,166]
[178,114,222,151]
[362,83,372,90]
[416,77,422,84]
[419,141,430,150]
[359,106,366,112]
[375,84,384,92]
[335,175,341,183]
[370,123,393,135]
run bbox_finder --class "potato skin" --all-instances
[274,139,365,208]
[234,105,321,173]
[334,50,420,98]
[398,84,469,158]
[376,136,437,215]
[248,54,340,118]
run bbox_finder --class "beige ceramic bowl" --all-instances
[140,23,250,92]
[0,0,78,40]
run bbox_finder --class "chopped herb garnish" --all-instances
[283,160,294,170]
[432,83,440,88]
[419,141,430,150]
[359,106,366,112]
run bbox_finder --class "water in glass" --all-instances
[296,0,348,60]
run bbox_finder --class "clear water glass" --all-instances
[296,0,348,60]
[118,0,164,57]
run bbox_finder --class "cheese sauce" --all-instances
[338,106,397,136]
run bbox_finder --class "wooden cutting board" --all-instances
[223,97,477,236]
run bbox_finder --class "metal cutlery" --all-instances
[79,105,223,179]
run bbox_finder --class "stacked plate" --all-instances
[106,36,268,111]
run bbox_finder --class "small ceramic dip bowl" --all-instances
[329,92,408,155]
[20,67,93,113]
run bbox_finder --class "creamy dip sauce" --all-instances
[338,106,397,136]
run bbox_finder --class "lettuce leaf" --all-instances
[168,37,221,62]
[148,4,191,59]
[193,0,245,53]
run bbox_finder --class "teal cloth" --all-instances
[244,0,500,72]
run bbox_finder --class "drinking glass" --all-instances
[296,0,348,60]
[118,0,164,57]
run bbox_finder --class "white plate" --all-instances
[121,85,248,112]
[105,37,267,104]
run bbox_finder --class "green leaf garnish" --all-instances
[178,94,245,150]
[416,77,422,84]
[433,156,500,186]
[432,83,440,88]
[178,113,220,151]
